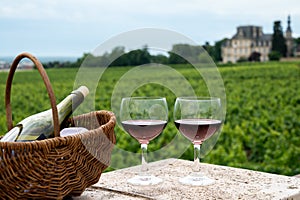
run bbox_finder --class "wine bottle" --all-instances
[0,86,89,142]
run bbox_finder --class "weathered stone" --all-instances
[74,159,300,200]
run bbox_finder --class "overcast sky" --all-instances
[1,0,299,57]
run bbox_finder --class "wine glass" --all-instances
[174,97,222,186]
[120,97,168,185]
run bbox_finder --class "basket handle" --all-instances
[5,52,60,137]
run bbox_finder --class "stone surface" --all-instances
[74,159,300,200]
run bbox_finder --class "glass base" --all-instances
[179,174,215,186]
[128,175,162,186]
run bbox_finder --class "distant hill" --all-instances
[0,56,78,63]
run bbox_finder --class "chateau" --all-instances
[221,16,294,63]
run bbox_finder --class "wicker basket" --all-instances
[0,53,116,199]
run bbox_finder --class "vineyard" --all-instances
[0,61,299,175]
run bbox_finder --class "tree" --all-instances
[109,46,126,66]
[213,38,227,62]
[168,44,188,64]
[271,21,287,57]
[295,37,300,45]
[202,41,214,56]
[109,45,151,66]
[151,54,169,64]
[202,39,227,62]
[126,47,151,66]
[169,44,203,64]
[168,52,187,64]
[248,51,261,62]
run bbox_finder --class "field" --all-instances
[0,61,299,175]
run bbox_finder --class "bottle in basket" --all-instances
[1,86,89,142]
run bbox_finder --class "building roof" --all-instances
[222,25,272,47]
[260,34,272,41]
[232,25,271,41]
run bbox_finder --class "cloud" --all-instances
[1,0,299,56]
[1,0,299,22]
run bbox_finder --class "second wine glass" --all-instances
[174,97,222,186]
[120,97,168,185]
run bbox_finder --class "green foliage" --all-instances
[268,51,282,61]
[237,56,248,63]
[0,62,299,175]
[41,42,226,69]
[111,46,151,66]
[271,21,287,57]
[295,37,300,46]
[168,52,188,64]
[202,39,226,62]
[169,44,202,64]
[213,38,227,62]
[206,62,300,175]
[150,54,169,64]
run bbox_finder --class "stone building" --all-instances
[221,16,294,63]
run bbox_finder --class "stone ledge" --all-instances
[74,158,300,200]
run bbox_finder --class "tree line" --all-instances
[42,41,225,68]
[42,20,300,68]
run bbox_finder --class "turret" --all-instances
[285,15,293,57]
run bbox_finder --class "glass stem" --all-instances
[140,143,148,176]
[193,144,201,173]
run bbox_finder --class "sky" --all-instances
[1,0,299,57]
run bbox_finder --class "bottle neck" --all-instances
[57,91,85,123]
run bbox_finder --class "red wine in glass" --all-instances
[174,97,223,186]
[174,119,222,145]
[120,97,168,185]
[122,119,167,144]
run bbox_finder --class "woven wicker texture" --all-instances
[0,53,116,199]
[0,111,116,199]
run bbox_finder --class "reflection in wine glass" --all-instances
[174,97,222,186]
[120,97,168,185]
